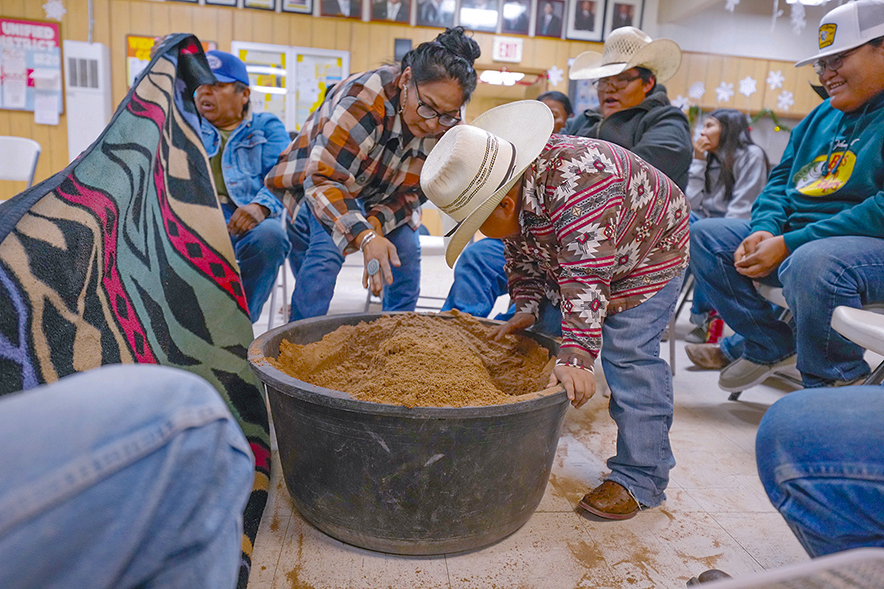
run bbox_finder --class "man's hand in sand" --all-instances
[489,312,535,341]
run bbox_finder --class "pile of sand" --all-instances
[269,311,554,407]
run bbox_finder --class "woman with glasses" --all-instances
[266,27,479,322]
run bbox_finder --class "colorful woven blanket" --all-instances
[0,34,270,588]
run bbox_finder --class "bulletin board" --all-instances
[231,41,349,133]
[0,18,63,117]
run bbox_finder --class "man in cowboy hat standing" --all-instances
[439,26,691,324]
[686,0,884,392]
[422,101,689,520]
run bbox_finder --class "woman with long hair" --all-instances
[266,27,480,322]
[686,108,770,345]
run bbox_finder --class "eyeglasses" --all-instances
[812,44,866,76]
[412,82,461,127]
[592,73,642,92]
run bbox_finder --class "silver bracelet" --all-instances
[359,232,376,251]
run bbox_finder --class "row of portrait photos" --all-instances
[201,0,645,43]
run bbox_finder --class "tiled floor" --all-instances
[248,248,811,589]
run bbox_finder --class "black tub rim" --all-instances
[249,311,568,419]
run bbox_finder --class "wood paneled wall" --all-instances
[0,0,822,200]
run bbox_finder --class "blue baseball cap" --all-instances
[205,50,250,85]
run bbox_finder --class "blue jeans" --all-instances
[287,204,421,321]
[0,364,254,589]
[222,203,290,322]
[690,218,884,387]
[441,238,507,317]
[756,386,884,557]
[687,212,714,321]
[599,274,682,507]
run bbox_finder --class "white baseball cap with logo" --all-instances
[795,0,884,67]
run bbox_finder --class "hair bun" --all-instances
[435,27,481,66]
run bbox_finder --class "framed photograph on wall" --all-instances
[604,0,643,38]
[244,0,276,8]
[459,0,500,33]
[205,0,237,6]
[535,0,564,38]
[282,0,313,13]
[415,0,455,27]
[320,0,363,18]
[566,0,603,41]
[370,0,411,22]
[501,0,530,35]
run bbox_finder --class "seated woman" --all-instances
[685,109,769,345]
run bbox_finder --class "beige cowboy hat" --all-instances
[420,100,554,268]
[569,26,682,83]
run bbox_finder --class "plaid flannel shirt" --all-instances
[505,135,690,366]
[264,66,437,254]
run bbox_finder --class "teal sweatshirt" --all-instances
[750,89,884,252]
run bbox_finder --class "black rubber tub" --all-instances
[248,312,568,555]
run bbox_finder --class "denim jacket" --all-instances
[201,111,291,218]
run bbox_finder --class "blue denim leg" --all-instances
[0,364,254,589]
[690,217,794,364]
[223,204,291,322]
[756,386,884,557]
[441,238,508,317]
[289,205,345,321]
[600,274,682,507]
[779,237,884,387]
[381,222,421,312]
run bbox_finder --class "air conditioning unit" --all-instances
[63,40,112,163]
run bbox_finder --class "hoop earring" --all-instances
[399,86,407,114]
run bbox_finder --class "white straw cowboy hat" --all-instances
[795,0,884,67]
[569,26,682,83]
[420,100,554,268]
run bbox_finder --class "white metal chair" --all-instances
[0,136,41,189]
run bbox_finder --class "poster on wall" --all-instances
[231,41,350,133]
[127,35,217,89]
[0,18,63,115]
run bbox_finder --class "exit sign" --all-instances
[492,37,523,63]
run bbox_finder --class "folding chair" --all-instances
[0,136,41,191]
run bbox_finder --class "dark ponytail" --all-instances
[400,27,481,101]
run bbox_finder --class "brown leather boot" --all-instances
[578,480,640,520]
[685,343,730,370]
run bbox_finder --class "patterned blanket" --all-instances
[0,34,270,588]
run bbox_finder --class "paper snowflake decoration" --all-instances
[739,76,757,97]
[716,82,735,103]
[547,65,564,87]
[778,90,794,111]
[725,0,740,12]
[688,82,706,100]
[767,70,785,90]
[671,95,690,111]
[43,0,66,20]
[791,4,806,35]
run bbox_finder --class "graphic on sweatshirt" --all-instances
[794,150,854,197]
